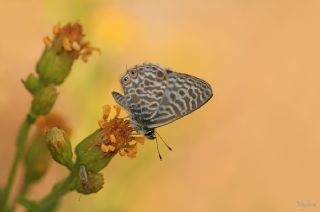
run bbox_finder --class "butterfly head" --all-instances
[120,66,141,88]
[120,64,167,90]
[144,129,156,140]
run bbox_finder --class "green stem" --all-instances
[19,183,30,199]
[11,181,30,212]
[1,114,36,211]
[33,167,78,212]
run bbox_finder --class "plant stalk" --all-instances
[33,167,78,212]
[1,114,36,211]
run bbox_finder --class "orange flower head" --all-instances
[43,22,100,62]
[98,105,144,158]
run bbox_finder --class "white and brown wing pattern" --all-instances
[120,64,167,121]
[147,69,213,129]
[112,63,213,139]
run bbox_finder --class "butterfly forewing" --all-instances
[112,91,129,112]
[147,71,213,128]
[123,64,167,120]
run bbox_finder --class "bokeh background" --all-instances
[1,0,320,211]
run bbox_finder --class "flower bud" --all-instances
[45,127,73,169]
[24,133,51,184]
[75,165,104,194]
[22,73,41,94]
[31,86,58,116]
[36,45,74,85]
[36,22,100,85]
[75,130,116,174]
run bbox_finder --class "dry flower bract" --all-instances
[44,22,100,62]
[99,105,144,158]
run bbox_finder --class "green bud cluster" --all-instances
[22,27,80,117]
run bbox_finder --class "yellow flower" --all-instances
[98,105,144,158]
[37,22,100,86]
[44,22,100,62]
[75,105,144,173]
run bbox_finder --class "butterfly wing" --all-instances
[112,91,130,112]
[122,64,167,121]
[147,71,213,129]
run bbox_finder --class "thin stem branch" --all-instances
[32,167,78,212]
[1,114,36,211]
[10,180,31,212]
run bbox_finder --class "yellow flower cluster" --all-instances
[43,22,100,62]
[98,105,144,158]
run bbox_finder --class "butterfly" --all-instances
[112,63,213,140]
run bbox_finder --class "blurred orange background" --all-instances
[1,0,320,211]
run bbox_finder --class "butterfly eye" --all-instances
[129,69,138,78]
[122,75,131,85]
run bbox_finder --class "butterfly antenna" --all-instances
[155,137,163,160]
[156,131,173,151]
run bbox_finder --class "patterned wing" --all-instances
[112,91,130,112]
[147,70,213,128]
[121,64,167,121]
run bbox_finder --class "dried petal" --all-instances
[114,105,121,118]
[102,105,111,122]
[62,37,72,51]
[43,36,53,46]
[72,41,81,51]
[101,143,110,153]
[52,23,61,36]
[109,134,116,143]
[128,140,136,146]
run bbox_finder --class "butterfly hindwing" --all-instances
[147,71,213,128]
